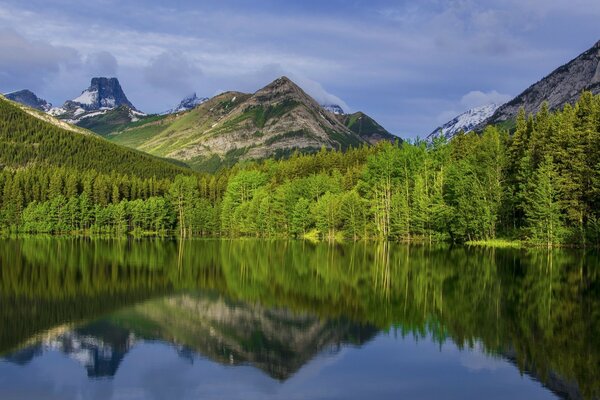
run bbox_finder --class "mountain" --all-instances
[339,111,398,144]
[68,77,136,111]
[322,103,344,114]
[4,90,52,112]
[0,95,190,178]
[427,103,500,141]
[165,93,209,114]
[75,105,149,136]
[104,76,397,171]
[50,77,142,123]
[483,39,600,127]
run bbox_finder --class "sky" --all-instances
[0,0,599,138]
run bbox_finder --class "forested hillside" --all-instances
[2,92,600,246]
[0,97,190,178]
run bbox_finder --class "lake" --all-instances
[0,238,598,399]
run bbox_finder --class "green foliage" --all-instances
[2,92,600,245]
[0,98,190,179]
[524,155,565,245]
[1,239,598,397]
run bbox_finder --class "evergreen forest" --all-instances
[2,92,600,246]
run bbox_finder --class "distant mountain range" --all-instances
[4,76,397,171]
[4,39,600,160]
[105,76,397,170]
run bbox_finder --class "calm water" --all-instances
[0,239,598,400]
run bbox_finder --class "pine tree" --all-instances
[524,155,564,246]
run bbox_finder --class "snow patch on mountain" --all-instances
[72,90,96,106]
[322,104,344,115]
[427,103,500,142]
[165,93,208,114]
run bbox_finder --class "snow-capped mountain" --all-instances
[322,104,345,115]
[68,77,136,111]
[427,103,500,142]
[4,90,52,112]
[49,77,144,124]
[165,93,208,114]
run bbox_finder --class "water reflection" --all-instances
[4,293,377,380]
[0,238,598,399]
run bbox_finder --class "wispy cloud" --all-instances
[0,0,597,136]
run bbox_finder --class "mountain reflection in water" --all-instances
[0,239,598,399]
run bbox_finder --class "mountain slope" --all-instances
[4,90,52,112]
[340,111,398,144]
[75,106,149,136]
[0,96,190,178]
[427,104,500,141]
[106,77,371,170]
[485,39,600,126]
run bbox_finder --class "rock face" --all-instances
[50,77,143,125]
[427,103,500,141]
[485,40,600,125]
[68,77,136,111]
[4,90,52,112]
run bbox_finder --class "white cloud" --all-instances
[144,50,202,96]
[0,0,596,135]
[287,74,350,112]
[460,90,512,109]
[0,29,80,92]
[85,51,118,77]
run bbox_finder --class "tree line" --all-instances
[1,92,600,245]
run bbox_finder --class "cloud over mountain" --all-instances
[0,29,79,92]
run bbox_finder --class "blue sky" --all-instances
[0,0,599,138]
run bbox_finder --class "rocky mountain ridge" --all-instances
[4,90,52,112]
[482,39,600,127]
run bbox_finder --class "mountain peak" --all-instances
[4,89,52,112]
[165,92,209,114]
[322,104,344,115]
[261,76,302,93]
[274,76,294,85]
[252,76,317,107]
[70,77,136,111]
